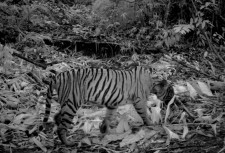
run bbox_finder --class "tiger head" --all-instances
[152,80,174,105]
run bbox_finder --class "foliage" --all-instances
[1,0,225,152]
[90,0,224,50]
[0,0,224,57]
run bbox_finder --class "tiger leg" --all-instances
[133,98,151,126]
[56,101,78,146]
[100,107,117,133]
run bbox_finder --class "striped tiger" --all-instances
[43,66,174,146]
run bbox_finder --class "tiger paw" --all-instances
[99,119,110,133]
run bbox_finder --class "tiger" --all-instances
[42,66,174,146]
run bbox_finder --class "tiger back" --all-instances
[43,66,174,146]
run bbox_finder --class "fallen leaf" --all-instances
[82,120,93,133]
[101,131,130,146]
[92,117,102,129]
[163,125,180,144]
[31,137,47,152]
[173,84,187,94]
[82,137,92,145]
[13,114,35,125]
[195,115,212,123]
[168,124,183,131]
[197,81,213,96]
[212,113,225,123]
[196,130,213,137]
[164,95,175,123]
[129,142,137,152]
[92,137,100,144]
[186,82,197,98]
[120,129,145,147]
[144,129,157,139]
[182,125,189,139]
[117,104,132,114]
[116,115,130,133]
[210,123,217,135]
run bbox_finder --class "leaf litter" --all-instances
[1,52,225,153]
